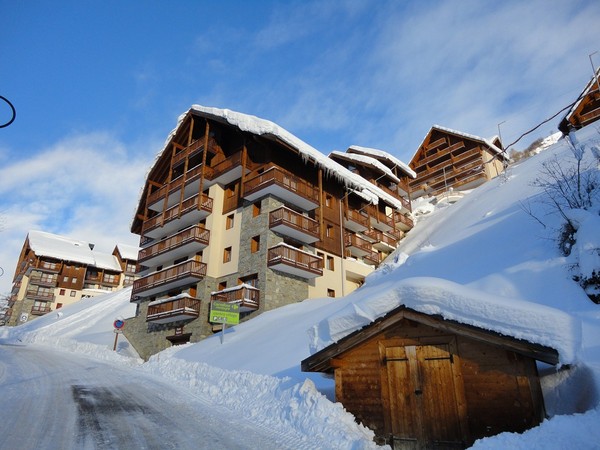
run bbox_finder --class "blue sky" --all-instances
[0,0,599,294]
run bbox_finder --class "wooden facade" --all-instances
[559,67,600,134]
[408,126,508,200]
[126,106,414,358]
[302,306,558,449]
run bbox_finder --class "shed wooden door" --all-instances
[383,343,465,449]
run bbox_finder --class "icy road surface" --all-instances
[0,344,303,450]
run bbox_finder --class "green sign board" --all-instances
[210,301,240,325]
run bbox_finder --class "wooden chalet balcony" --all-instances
[36,260,62,273]
[269,206,319,244]
[364,249,380,266]
[393,211,414,231]
[244,165,319,211]
[204,151,248,187]
[132,260,207,298]
[25,290,55,302]
[267,244,322,279]
[210,284,260,312]
[345,233,373,258]
[369,208,395,232]
[363,229,398,252]
[376,183,412,212]
[344,207,369,232]
[142,193,213,239]
[147,165,203,212]
[172,139,205,168]
[31,303,52,316]
[28,273,57,287]
[138,225,210,267]
[580,106,600,126]
[146,295,201,324]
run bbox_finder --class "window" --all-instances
[226,214,234,229]
[103,273,118,283]
[327,289,335,298]
[218,281,227,291]
[126,263,136,273]
[223,247,232,263]
[326,225,333,238]
[59,289,66,295]
[72,277,77,283]
[317,252,324,269]
[251,236,260,253]
[239,273,259,288]
[325,194,333,208]
[63,276,68,282]
[56,303,63,309]
[253,202,261,217]
[326,256,334,271]
[70,291,76,297]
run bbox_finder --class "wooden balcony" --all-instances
[142,193,213,239]
[210,284,259,312]
[138,225,210,267]
[580,106,600,126]
[146,295,201,324]
[25,290,55,302]
[172,139,205,168]
[363,229,398,252]
[244,166,319,211]
[345,233,372,258]
[147,165,203,212]
[31,303,52,316]
[204,151,248,187]
[369,208,395,232]
[269,206,319,244]
[393,211,414,231]
[36,260,62,273]
[344,208,369,233]
[364,249,380,266]
[28,273,57,287]
[132,260,207,298]
[267,244,322,279]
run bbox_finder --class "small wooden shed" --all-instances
[301,305,558,449]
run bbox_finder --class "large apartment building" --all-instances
[6,231,138,325]
[125,105,414,359]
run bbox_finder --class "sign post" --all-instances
[209,301,239,343]
[113,318,125,351]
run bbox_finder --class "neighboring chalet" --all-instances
[558,67,600,134]
[6,231,138,325]
[126,105,414,359]
[302,305,558,450]
[408,125,508,200]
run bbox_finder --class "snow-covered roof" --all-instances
[115,243,139,261]
[308,277,580,364]
[329,150,401,183]
[142,105,408,211]
[27,230,120,271]
[411,125,507,163]
[562,67,600,124]
[347,145,416,179]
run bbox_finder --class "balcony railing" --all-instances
[210,284,260,312]
[172,139,206,167]
[146,295,201,324]
[393,211,414,231]
[267,244,322,279]
[345,233,372,257]
[244,165,319,210]
[37,261,62,273]
[269,206,319,244]
[142,193,213,236]
[132,260,207,297]
[363,229,398,250]
[345,208,369,232]
[26,290,55,302]
[364,249,380,266]
[31,304,52,315]
[147,165,203,208]
[369,207,395,232]
[28,273,57,287]
[138,225,210,265]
